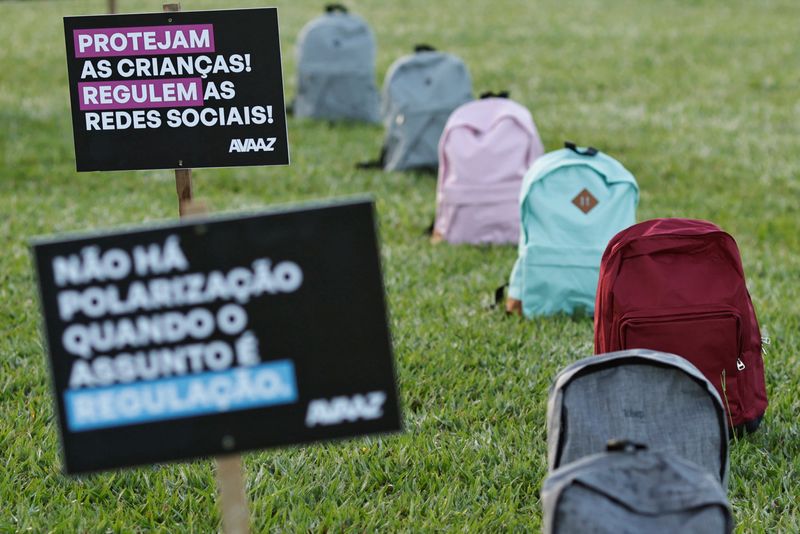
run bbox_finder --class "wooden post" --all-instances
[216,454,250,534]
[174,168,193,216]
[162,3,249,532]
[163,3,194,216]
[181,199,250,534]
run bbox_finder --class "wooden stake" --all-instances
[180,198,208,217]
[175,168,193,216]
[180,199,251,534]
[161,4,249,532]
[163,3,194,216]
[216,454,250,534]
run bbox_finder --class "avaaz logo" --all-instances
[305,391,387,427]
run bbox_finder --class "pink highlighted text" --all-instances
[78,78,204,110]
[74,24,214,58]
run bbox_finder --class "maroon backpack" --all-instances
[594,218,767,433]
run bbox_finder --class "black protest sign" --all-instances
[64,8,289,171]
[32,199,400,474]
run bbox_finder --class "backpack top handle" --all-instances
[564,141,598,157]
[606,439,648,453]
[414,43,437,53]
[479,90,510,99]
[325,4,348,13]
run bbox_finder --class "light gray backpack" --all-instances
[379,45,472,171]
[542,442,734,534]
[293,5,380,122]
[547,349,729,484]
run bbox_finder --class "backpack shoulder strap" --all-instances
[356,146,386,170]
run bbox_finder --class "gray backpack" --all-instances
[542,442,734,534]
[293,4,380,122]
[547,349,729,484]
[379,45,472,171]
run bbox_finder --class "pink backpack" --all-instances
[433,94,544,244]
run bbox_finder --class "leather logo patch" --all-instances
[572,188,598,214]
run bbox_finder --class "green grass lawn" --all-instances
[1,0,799,531]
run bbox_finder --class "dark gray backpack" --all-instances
[547,349,729,484]
[379,45,472,171]
[542,442,734,534]
[293,5,380,122]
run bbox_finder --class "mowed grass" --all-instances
[1,0,799,531]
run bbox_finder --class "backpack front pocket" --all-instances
[617,306,744,422]
[521,244,603,316]
[441,202,519,244]
[438,182,521,244]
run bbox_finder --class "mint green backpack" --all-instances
[508,142,638,317]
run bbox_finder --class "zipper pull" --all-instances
[737,358,746,371]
